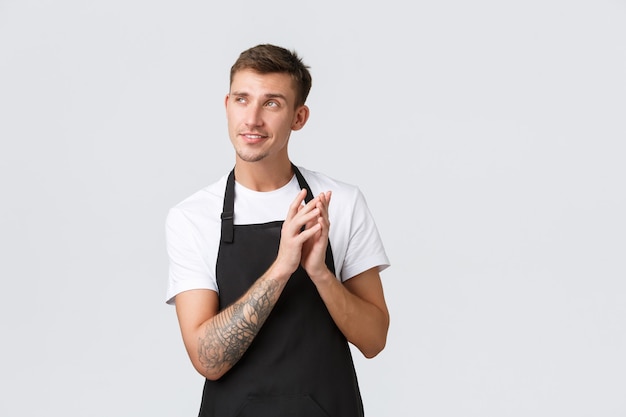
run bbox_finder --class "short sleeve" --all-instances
[340,188,390,281]
[165,207,217,304]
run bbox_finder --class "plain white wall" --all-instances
[1,0,625,416]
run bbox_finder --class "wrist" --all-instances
[267,259,296,284]
[308,267,334,286]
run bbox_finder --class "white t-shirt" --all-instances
[165,166,389,305]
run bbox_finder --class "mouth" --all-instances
[240,133,268,143]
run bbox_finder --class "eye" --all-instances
[234,96,246,104]
[265,100,279,108]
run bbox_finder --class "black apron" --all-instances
[198,165,364,417]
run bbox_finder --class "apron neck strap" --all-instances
[220,169,236,243]
[291,163,314,203]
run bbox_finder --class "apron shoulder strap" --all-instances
[292,163,313,203]
[220,169,235,243]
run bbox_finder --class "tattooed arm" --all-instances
[175,190,325,380]
[175,268,288,380]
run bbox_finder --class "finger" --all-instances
[299,207,321,229]
[317,212,330,238]
[316,191,331,210]
[297,222,322,241]
[315,192,331,220]
[303,211,318,231]
[317,194,331,237]
[287,189,308,219]
[286,206,321,236]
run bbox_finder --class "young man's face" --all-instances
[225,69,308,165]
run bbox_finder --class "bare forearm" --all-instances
[313,270,390,358]
[197,274,286,380]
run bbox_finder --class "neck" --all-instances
[234,159,294,192]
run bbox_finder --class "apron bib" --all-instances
[198,165,364,417]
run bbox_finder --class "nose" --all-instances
[244,103,264,127]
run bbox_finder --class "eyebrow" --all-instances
[231,91,288,101]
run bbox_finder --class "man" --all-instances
[166,44,390,417]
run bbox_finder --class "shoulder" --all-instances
[297,166,370,221]
[297,166,361,202]
[297,165,374,232]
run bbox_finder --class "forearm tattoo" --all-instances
[198,279,280,374]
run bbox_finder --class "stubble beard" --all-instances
[235,148,269,163]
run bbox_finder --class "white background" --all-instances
[1,0,625,416]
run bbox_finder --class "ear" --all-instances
[224,94,230,110]
[291,105,310,131]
